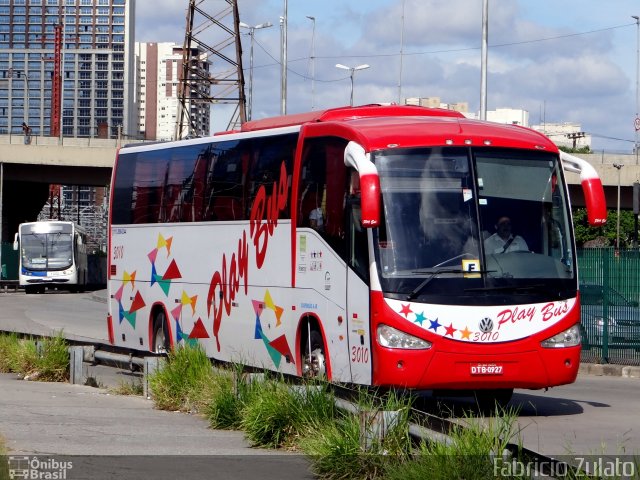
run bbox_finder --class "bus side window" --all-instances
[204,140,246,221]
[299,145,326,229]
[248,133,297,219]
[298,137,349,258]
[132,153,164,224]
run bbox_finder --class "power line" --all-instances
[245,22,632,83]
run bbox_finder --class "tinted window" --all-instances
[112,133,298,225]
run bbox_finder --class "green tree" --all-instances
[558,145,592,154]
[573,208,637,247]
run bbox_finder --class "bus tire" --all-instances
[302,329,326,378]
[152,311,170,354]
[25,285,36,295]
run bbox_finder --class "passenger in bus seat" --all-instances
[309,207,325,231]
[484,216,529,254]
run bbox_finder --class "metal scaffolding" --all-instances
[38,185,108,254]
[175,0,246,139]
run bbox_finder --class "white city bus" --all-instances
[107,105,606,403]
[14,220,88,294]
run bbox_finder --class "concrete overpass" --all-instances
[0,134,127,247]
[1,133,639,244]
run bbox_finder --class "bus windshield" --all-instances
[373,147,574,303]
[21,232,73,271]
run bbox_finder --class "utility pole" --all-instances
[613,163,624,252]
[479,0,489,120]
[566,132,586,149]
[176,0,246,139]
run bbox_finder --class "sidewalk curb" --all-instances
[579,363,640,378]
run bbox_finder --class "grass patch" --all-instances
[240,379,337,449]
[0,333,20,372]
[110,379,144,396]
[35,333,69,382]
[205,366,245,430]
[299,389,413,479]
[0,332,69,381]
[148,343,215,412]
[384,408,520,480]
[0,433,8,480]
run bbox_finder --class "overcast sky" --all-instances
[136,0,640,152]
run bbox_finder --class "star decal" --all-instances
[460,326,472,340]
[399,303,413,318]
[444,323,457,337]
[429,318,441,332]
[413,311,426,326]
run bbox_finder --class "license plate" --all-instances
[470,363,503,375]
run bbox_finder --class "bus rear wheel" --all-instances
[302,329,326,378]
[152,311,170,354]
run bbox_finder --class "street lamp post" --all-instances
[239,21,273,121]
[480,0,489,120]
[280,0,288,115]
[614,163,624,251]
[335,63,370,106]
[633,15,639,164]
[306,16,316,110]
[7,68,30,129]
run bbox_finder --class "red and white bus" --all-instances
[107,104,606,403]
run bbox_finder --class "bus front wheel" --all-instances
[152,311,170,354]
[302,329,326,378]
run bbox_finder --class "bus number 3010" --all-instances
[351,346,369,363]
[472,331,500,342]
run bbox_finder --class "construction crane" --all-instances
[175,0,247,140]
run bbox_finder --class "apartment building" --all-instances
[0,0,135,138]
[135,41,211,141]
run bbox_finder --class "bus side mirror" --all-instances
[344,141,380,228]
[360,174,380,228]
[12,233,18,251]
[582,177,607,226]
[559,151,607,226]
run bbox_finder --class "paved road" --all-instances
[0,289,638,463]
[512,375,639,457]
[0,288,109,344]
[0,373,312,480]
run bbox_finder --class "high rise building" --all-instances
[0,0,136,139]
[135,42,211,141]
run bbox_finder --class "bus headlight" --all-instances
[377,324,432,350]
[541,324,581,348]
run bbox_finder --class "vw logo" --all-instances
[478,317,494,333]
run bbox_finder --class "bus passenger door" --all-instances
[346,199,373,385]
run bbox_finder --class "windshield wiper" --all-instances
[407,268,492,301]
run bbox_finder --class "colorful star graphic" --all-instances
[444,323,457,337]
[413,311,426,326]
[399,303,413,318]
[429,318,441,332]
[252,289,293,367]
[460,326,472,340]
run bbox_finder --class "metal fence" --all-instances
[577,248,640,365]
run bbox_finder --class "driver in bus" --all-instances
[484,216,529,254]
